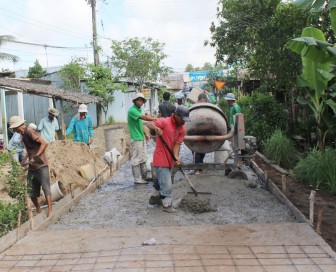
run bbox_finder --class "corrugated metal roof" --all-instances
[0,78,100,104]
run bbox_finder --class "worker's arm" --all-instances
[88,117,94,143]
[172,142,182,166]
[37,119,44,132]
[65,116,76,135]
[139,114,157,122]
[34,137,48,158]
[146,122,163,136]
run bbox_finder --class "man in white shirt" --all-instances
[38,107,60,143]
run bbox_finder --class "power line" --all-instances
[3,39,92,50]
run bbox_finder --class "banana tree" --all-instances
[288,0,336,150]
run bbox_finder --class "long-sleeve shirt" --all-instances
[66,114,93,144]
[8,132,24,153]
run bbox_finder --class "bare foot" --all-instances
[47,210,53,218]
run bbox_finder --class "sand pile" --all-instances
[47,141,107,194]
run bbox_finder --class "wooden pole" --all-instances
[16,210,21,241]
[60,99,66,140]
[309,190,316,226]
[281,175,287,195]
[316,209,323,234]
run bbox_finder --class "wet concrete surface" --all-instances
[48,141,297,230]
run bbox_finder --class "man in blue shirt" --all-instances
[66,104,94,145]
[38,107,60,143]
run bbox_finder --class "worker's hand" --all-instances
[155,127,163,136]
[174,158,181,166]
[145,133,151,141]
[89,138,93,144]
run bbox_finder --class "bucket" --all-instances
[104,127,126,154]
[50,181,65,202]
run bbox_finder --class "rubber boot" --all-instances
[140,162,148,181]
[132,165,147,184]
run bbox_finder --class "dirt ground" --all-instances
[255,156,336,252]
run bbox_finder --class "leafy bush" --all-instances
[238,92,287,149]
[294,148,336,194]
[106,115,115,126]
[264,130,297,169]
[0,201,23,236]
[0,154,28,237]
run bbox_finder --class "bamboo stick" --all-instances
[309,190,316,226]
[316,209,323,234]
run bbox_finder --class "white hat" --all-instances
[78,104,88,113]
[9,116,25,129]
[28,123,37,130]
[132,92,147,103]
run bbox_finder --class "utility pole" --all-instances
[88,0,100,66]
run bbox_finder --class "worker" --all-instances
[193,93,209,175]
[66,104,93,145]
[128,92,157,184]
[9,116,52,217]
[158,92,176,118]
[146,105,190,213]
[225,93,241,128]
[38,107,60,143]
[8,131,24,162]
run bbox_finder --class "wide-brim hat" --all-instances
[48,107,59,116]
[133,92,147,103]
[9,116,25,129]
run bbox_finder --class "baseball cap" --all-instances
[133,92,147,103]
[175,105,191,122]
[224,93,236,101]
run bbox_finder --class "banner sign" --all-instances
[189,71,208,82]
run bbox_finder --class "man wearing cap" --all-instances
[146,105,190,213]
[8,116,52,217]
[38,107,60,143]
[66,104,94,145]
[225,93,241,128]
[128,92,157,184]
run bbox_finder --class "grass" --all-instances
[263,130,297,169]
[294,147,336,194]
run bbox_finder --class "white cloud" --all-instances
[0,0,218,72]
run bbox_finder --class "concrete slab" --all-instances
[0,223,335,271]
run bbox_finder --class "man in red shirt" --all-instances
[146,105,190,213]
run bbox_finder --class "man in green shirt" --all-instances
[128,92,157,184]
[225,93,241,128]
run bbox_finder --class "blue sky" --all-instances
[0,0,218,73]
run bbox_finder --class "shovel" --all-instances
[158,135,199,196]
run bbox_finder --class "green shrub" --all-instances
[0,155,28,237]
[106,115,115,125]
[294,148,336,194]
[264,130,297,169]
[238,92,287,149]
[0,200,26,237]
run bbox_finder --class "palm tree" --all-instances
[0,35,19,63]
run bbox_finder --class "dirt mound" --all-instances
[47,141,107,194]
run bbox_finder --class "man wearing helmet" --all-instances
[66,104,94,145]
[128,92,157,184]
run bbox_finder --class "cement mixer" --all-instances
[182,103,257,179]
